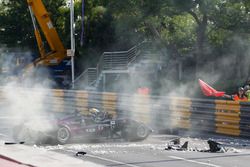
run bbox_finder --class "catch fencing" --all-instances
[0,88,250,138]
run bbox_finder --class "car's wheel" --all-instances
[135,124,149,140]
[123,124,150,141]
[57,126,71,144]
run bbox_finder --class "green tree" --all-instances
[73,0,116,70]
[0,0,68,50]
[0,1,32,47]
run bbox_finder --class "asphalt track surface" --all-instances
[1,114,250,167]
[40,135,250,167]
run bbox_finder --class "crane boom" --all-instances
[27,0,67,66]
[19,0,72,88]
[28,5,46,59]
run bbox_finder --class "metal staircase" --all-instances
[74,41,161,91]
[74,68,97,90]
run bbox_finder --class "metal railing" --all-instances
[74,68,97,88]
[74,41,149,89]
[96,42,141,76]
[74,69,88,84]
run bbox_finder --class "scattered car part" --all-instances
[76,151,87,156]
[165,139,227,153]
[165,141,188,151]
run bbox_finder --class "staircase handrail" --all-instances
[96,40,148,76]
[74,40,149,88]
[74,69,88,84]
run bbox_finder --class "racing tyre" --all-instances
[124,124,150,141]
[135,124,150,140]
[57,126,71,144]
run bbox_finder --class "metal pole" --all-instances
[70,0,75,89]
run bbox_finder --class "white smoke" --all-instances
[0,48,57,144]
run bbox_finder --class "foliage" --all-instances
[0,0,250,91]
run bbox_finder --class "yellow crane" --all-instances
[20,0,71,87]
[24,0,71,85]
[27,0,67,65]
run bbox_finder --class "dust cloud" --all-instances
[0,49,57,144]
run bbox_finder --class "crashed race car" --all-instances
[13,108,152,144]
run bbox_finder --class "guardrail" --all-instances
[1,88,250,138]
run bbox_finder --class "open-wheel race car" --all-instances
[13,108,152,144]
